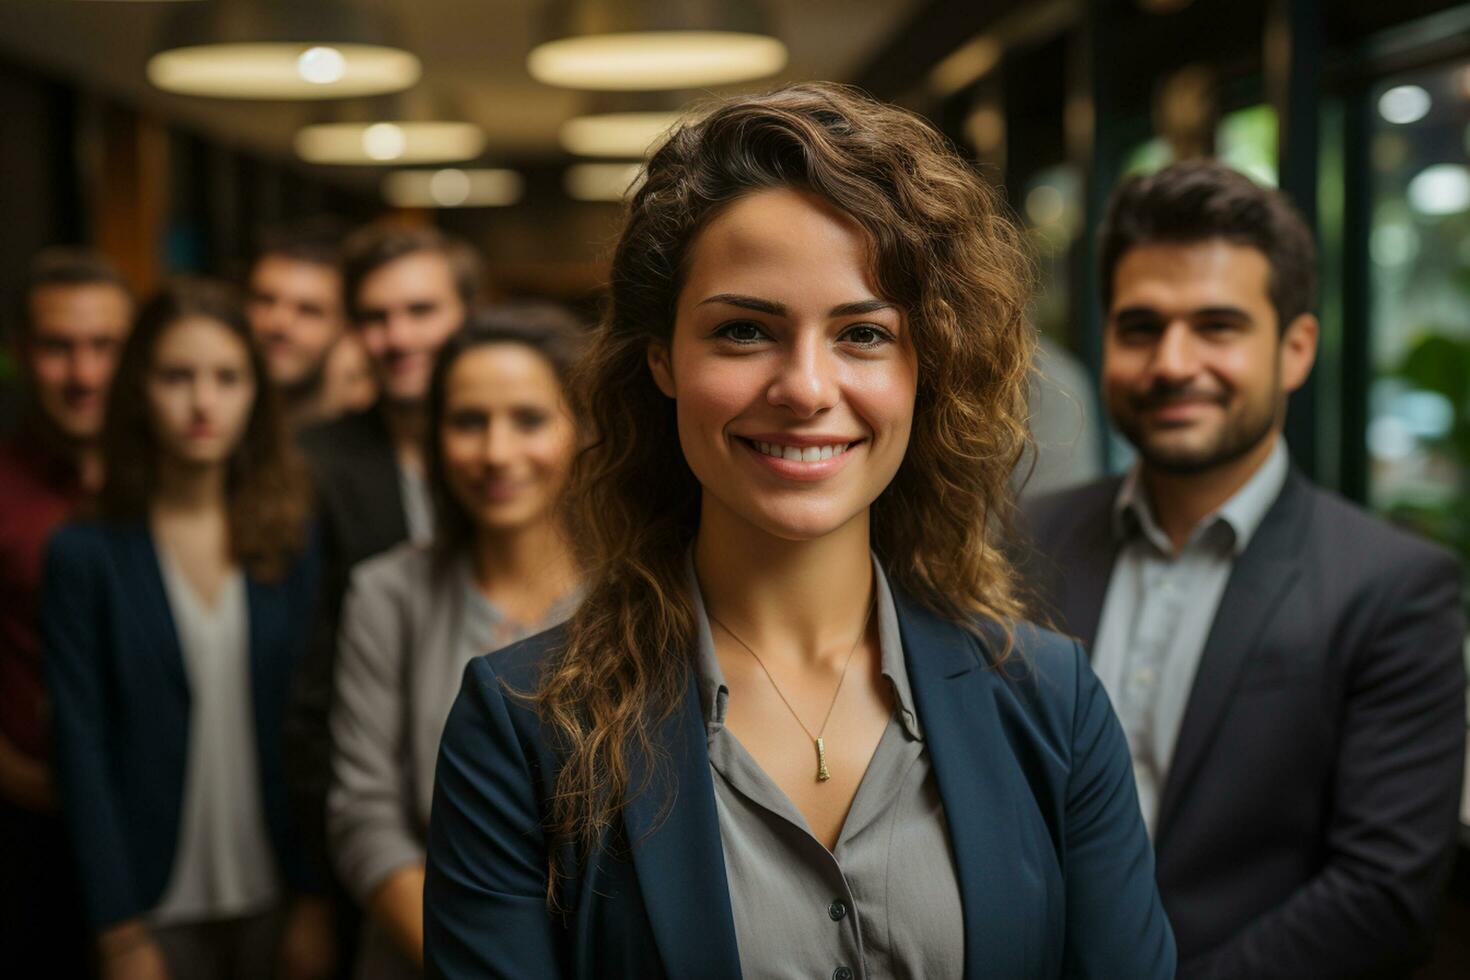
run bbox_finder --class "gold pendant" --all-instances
[816,736,831,782]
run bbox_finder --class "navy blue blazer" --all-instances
[424,586,1177,979]
[42,520,321,929]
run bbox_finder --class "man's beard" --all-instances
[279,355,328,407]
[1113,381,1282,476]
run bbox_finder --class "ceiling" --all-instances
[0,0,926,168]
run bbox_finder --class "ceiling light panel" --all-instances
[295,122,488,165]
[383,169,525,208]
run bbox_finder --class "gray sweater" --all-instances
[327,543,577,977]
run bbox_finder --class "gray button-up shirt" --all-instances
[1092,439,1289,836]
[689,556,964,980]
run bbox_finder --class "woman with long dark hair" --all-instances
[328,304,584,979]
[43,280,331,980]
[425,83,1174,979]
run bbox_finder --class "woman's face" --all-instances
[146,316,258,467]
[440,343,577,535]
[650,186,918,542]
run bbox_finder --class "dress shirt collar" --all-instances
[1112,437,1290,557]
[687,551,922,741]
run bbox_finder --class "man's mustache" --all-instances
[1129,384,1228,411]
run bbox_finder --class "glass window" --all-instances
[1365,60,1470,570]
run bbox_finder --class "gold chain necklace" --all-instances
[707,599,874,783]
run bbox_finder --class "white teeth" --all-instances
[749,440,852,461]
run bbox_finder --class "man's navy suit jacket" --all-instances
[424,586,1177,979]
[1021,469,1466,978]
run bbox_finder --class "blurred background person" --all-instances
[0,246,131,977]
[318,333,378,422]
[328,304,584,979]
[1016,334,1104,497]
[43,280,333,980]
[286,224,481,974]
[1021,161,1467,978]
[246,224,350,431]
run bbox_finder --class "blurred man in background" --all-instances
[1021,161,1466,978]
[0,247,132,975]
[247,224,352,430]
[286,224,480,972]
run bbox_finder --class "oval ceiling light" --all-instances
[565,162,647,202]
[147,0,420,100]
[1407,164,1470,217]
[383,169,525,208]
[1378,85,1432,125]
[295,122,488,165]
[560,111,684,157]
[529,0,785,90]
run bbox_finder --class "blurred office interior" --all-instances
[1,0,1469,971]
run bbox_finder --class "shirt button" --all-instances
[828,900,847,922]
[833,969,854,980]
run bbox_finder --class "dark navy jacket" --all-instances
[42,521,320,929]
[424,587,1177,979]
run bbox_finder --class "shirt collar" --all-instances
[1112,438,1290,556]
[687,552,922,742]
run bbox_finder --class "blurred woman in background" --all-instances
[43,281,332,980]
[328,304,585,979]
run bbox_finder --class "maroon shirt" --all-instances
[0,436,84,762]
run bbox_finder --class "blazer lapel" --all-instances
[623,666,743,980]
[1062,513,1121,651]
[895,590,1037,980]
[123,524,189,698]
[1153,475,1309,844]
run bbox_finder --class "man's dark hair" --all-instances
[341,224,482,323]
[17,247,131,340]
[252,219,345,272]
[1098,160,1317,332]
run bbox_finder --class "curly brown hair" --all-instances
[537,82,1034,893]
[99,278,310,581]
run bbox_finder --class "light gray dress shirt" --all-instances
[153,556,280,924]
[329,543,579,980]
[1092,439,1289,836]
[690,556,964,980]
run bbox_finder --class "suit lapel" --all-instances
[895,591,1036,980]
[1153,475,1309,844]
[1062,513,1121,650]
[123,524,189,698]
[623,666,743,980]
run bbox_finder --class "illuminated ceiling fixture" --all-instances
[1378,85,1432,125]
[295,88,487,165]
[1407,164,1470,217]
[296,121,486,164]
[928,35,1001,97]
[565,162,646,202]
[528,0,786,90]
[383,169,525,208]
[560,110,686,157]
[147,0,419,100]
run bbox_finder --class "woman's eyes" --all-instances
[712,320,895,349]
[839,324,894,348]
[714,320,769,345]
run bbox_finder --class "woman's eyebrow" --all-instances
[696,294,896,317]
[697,293,786,315]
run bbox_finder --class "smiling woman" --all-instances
[424,82,1177,980]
